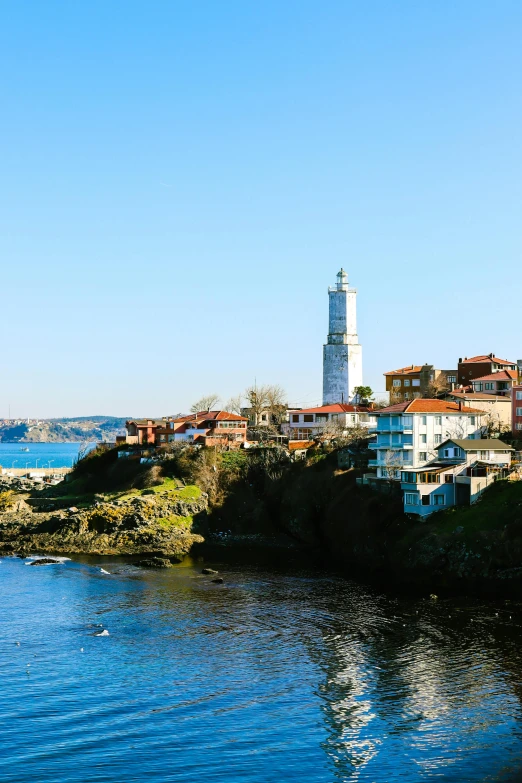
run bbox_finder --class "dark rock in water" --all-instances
[30,558,61,566]
[211,577,224,583]
[202,568,218,575]
[136,557,173,569]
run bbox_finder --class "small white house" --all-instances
[401,438,514,517]
[285,403,376,441]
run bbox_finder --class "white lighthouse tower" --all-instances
[322,268,363,405]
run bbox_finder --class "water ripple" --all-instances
[1,555,522,782]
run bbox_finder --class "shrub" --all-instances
[0,490,14,511]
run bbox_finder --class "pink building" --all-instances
[512,385,522,436]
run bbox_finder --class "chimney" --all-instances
[489,352,494,359]
[458,400,462,411]
[458,358,462,364]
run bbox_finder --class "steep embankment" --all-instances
[197,450,522,594]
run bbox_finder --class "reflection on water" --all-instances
[0,554,521,782]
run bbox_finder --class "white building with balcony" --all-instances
[372,400,484,479]
[401,438,514,517]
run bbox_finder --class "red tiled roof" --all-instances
[448,391,512,401]
[471,370,517,382]
[460,355,515,365]
[296,404,371,414]
[377,399,484,414]
[288,440,315,450]
[383,366,422,376]
[173,410,248,423]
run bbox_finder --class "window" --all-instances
[403,416,413,428]
[393,379,401,387]
[419,452,427,461]
[420,434,427,444]
[404,493,419,505]
[351,415,356,424]
[434,434,442,444]
[498,382,508,390]
[421,416,427,425]
[433,494,445,506]
[479,451,487,459]
[412,379,420,387]
[292,428,313,440]
[447,375,456,383]
[435,416,442,426]
[402,472,416,483]
[517,423,522,430]
[516,408,522,417]
[292,414,299,423]
[261,414,268,422]
[421,495,430,505]
[516,391,522,400]
[391,416,400,426]
[404,393,411,400]
[404,379,411,387]
[419,473,440,484]
[303,414,313,422]
[470,416,476,425]
[413,392,421,398]
[445,475,454,483]
[316,414,327,422]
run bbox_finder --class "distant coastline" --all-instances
[0,416,127,444]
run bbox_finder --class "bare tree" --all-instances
[424,372,449,398]
[381,448,404,480]
[265,384,287,424]
[190,394,221,413]
[225,394,244,415]
[314,419,369,448]
[245,384,286,425]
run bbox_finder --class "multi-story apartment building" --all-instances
[372,400,484,479]
[457,354,518,386]
[512,385,522,435]
[384,364,457,403]
[401,438,513,517]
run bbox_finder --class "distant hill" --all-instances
[0,417,128,443]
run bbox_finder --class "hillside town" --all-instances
[118,270,522,519]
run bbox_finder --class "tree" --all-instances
[225,394,244,415]
[314,419,369,448]
[245,384,286,425]
[190,394,221,413]
[381,448,404,480]
[353,386,374,405]
[424,372,449,398]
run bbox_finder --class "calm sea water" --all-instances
[1,553,522,783]
[0,442,87,470]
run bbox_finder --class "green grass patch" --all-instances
[156,515,193,529]
[431,479,522,536]
[106,480,201,502]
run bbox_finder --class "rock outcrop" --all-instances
[0,491,207,557]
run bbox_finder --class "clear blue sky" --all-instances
[1,1,521,418]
